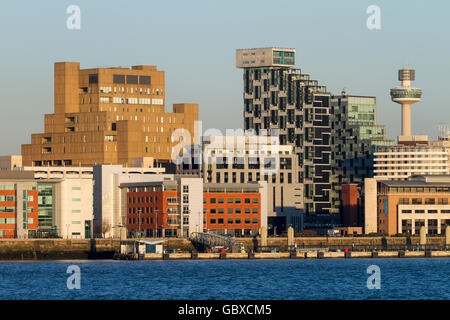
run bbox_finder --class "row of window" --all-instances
[402,209,450,214]
[207,207,259,214]
[209,218,258,225]
[210,172,293,184]
[398,198,448,205]
[128,196,159,204]
[205,197,259,204]
[128,207,159,214]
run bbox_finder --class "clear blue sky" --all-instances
[1,0,449,155]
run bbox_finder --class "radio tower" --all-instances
[390,68,422,137]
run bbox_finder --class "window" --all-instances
[227,208,233,214]
[252,208,258,214]
[218,218,224,224]
[412,198,422,205]
[126,75,138,84]
[139,76,151,85]
[228,219,233,224]
[227,198,233,204]
[235,219,241,224]
[425,198,435,205]
[252,198,258,204]
[235,208,241,214]
[218,208,224,214]
[218,198,224,204]
[245,198,250,204]
[210,198,216,204]
[113,74,125,84]
[235,198,241,204]
[438,198,448,205]
[399,198,409,205]
[245,208,250,214]
[210,219,216,224]
[210,208,216,214]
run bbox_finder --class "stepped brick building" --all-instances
[22,62,198,167]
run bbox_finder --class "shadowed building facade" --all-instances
[22,62,198,167]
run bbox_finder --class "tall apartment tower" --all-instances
[22,62,198,167]
[236,48,332,216]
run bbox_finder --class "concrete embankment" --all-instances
[0,239,119,260]
[141,251,450,260]
[0,237,448,260]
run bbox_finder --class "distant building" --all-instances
[364,175,450,235]
[0,169,93,239]
[374,145,449,180]
[120,178,267,238]
[236,47,332,226]
[177,135,303,233]
[331,93,394,212]
[92,164,169,238]
[0,171,38,238]
[21,62,198,167]
[341,184,363,228]
[0,155,22,171]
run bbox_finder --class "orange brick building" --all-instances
[203,191,261,236]
[22,62,198,167]
[121,179,267,238]
[341,184,362,227]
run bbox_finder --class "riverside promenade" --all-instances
[0,232,449,260]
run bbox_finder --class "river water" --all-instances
[0,258,448,299]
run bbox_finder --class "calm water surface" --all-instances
[0,258,448,300]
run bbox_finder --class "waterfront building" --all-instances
[331,93,394,212]
[93,164,171,238]
[177,135,303,233]
[364,175,450,235]
[37,177,93,239]
[21,62,198,168]
[120,178,267,238]
[236,48,332,222]
[0,167,93,238]
[374,145,449,180]
[0,171,38,238]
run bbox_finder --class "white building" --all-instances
[374,145,449,180]
[93,164,170,238]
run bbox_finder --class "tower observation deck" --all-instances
[390,68,422,137]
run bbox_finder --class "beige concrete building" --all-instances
[22,62,198,167]
[177,135,303,232]
[364,175,450,235]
